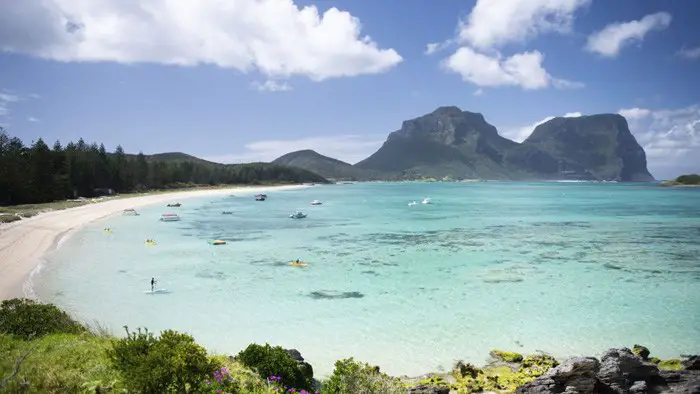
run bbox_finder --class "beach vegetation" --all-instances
[0,298,86,340]
[489,349,524,363]
[108,326,218,393]
[658,359,683,371]
[236,343,311,390]
[322,357,405,394]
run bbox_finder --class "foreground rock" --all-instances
[285,348,314,382]
[516,348,700,394]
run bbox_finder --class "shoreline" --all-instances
[0,184,308,301]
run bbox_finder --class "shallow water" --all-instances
[35,182,700,376]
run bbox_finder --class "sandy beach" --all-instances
[0,185,306,301]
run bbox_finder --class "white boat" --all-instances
[408,201,417,206]
[289,211,307,219]
[159,213,181,222]
[122,208,140,216]
[422,198,432,204]
[310,200,322,205]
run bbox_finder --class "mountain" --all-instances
[522,114,654,181]
[353,106,654,181]
[272,150,379,181]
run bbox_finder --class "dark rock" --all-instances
[286,348,304,362]
[658,370,700,393]
[683,356,700,371]
[633,345,651,361]
[597,348,660,393]
[516,357,600,394]
[407,384,449,394]
[453,360,481,378]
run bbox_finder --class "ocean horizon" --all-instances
[32,182,700,377]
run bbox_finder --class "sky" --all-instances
[1,0,698,180]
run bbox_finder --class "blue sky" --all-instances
[1,0,698,179]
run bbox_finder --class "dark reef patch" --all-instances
[307,290,365,300]
[195,270,228,280]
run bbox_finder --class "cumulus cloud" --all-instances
[456,0,590,51]
[443,47,583,90]
[585,12,672,57]
[618,107,651,120]
[433,0,585,91]
[677,46,700,60]
[251,80,292,93]
[501,112,583,142]
[206,134,385,165]
[0,0,402,81]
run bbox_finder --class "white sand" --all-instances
[0,185,306,300]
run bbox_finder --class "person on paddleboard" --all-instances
[151,277,155,291]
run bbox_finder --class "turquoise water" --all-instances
[35,182,700,377]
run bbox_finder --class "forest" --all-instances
[0,128,327,205]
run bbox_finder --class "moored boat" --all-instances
[159,213,181,222]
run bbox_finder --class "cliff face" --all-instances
[275,107,655,182]
[523,114,655,181]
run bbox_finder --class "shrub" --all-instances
[108,326,217,393]
[236,343,310,390]
[489,349,524,363]
[322,357,405,394]
[0,298,86,340]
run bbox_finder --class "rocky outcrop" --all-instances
[407,384,450,394]
[351,107,655,181]
[285,348,314,382]
[523,114,655,181]
[516,348,700,394]
[683,356,700,371]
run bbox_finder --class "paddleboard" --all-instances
[144,288,170,294]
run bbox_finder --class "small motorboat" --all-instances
[167,203,181,207]
[122,208,140,216]
[408,201,417,206]
[159,213,181,222]
[422,198,432,205]
[208,239,226,245]
[310,200,322,205]
[145,239,157,246]
[222,211,234,215]
[255,194,266,201]
[289,210,307,219]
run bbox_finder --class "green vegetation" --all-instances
[0,127,326,206]
[490,350,524,363]
[661,174,700,186]
[0,298,86,340]
[236,343,311,390]
[658,359,683,371]
[323,358,404,394]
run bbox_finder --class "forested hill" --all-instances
[0,128,327,205]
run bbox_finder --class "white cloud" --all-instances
[443,47,582,90]
[206,134,385,165]
[456,0,590,51]
[473,88,484,96]
[501,112,582,142]
[251,80,292,93]
[0,91,21,117]
[618,107,651,120]
[0,0,402,81]
[677,46,700,60]
[585,12,672,57]
[27,117,40,122]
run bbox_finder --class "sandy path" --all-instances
[0,185,306,300]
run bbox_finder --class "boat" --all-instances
[255,194,266,201]
[222,211,234,215]
[289,261,308,267]
[159,213,181,222]
[145,240,157,246]
[166,203,181,207]
[309,200,322,205]
[422,198,432,204]
[208,240,226,245]
[289,210,307,219]
[408,201,417,206]
[122,208,140,216]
